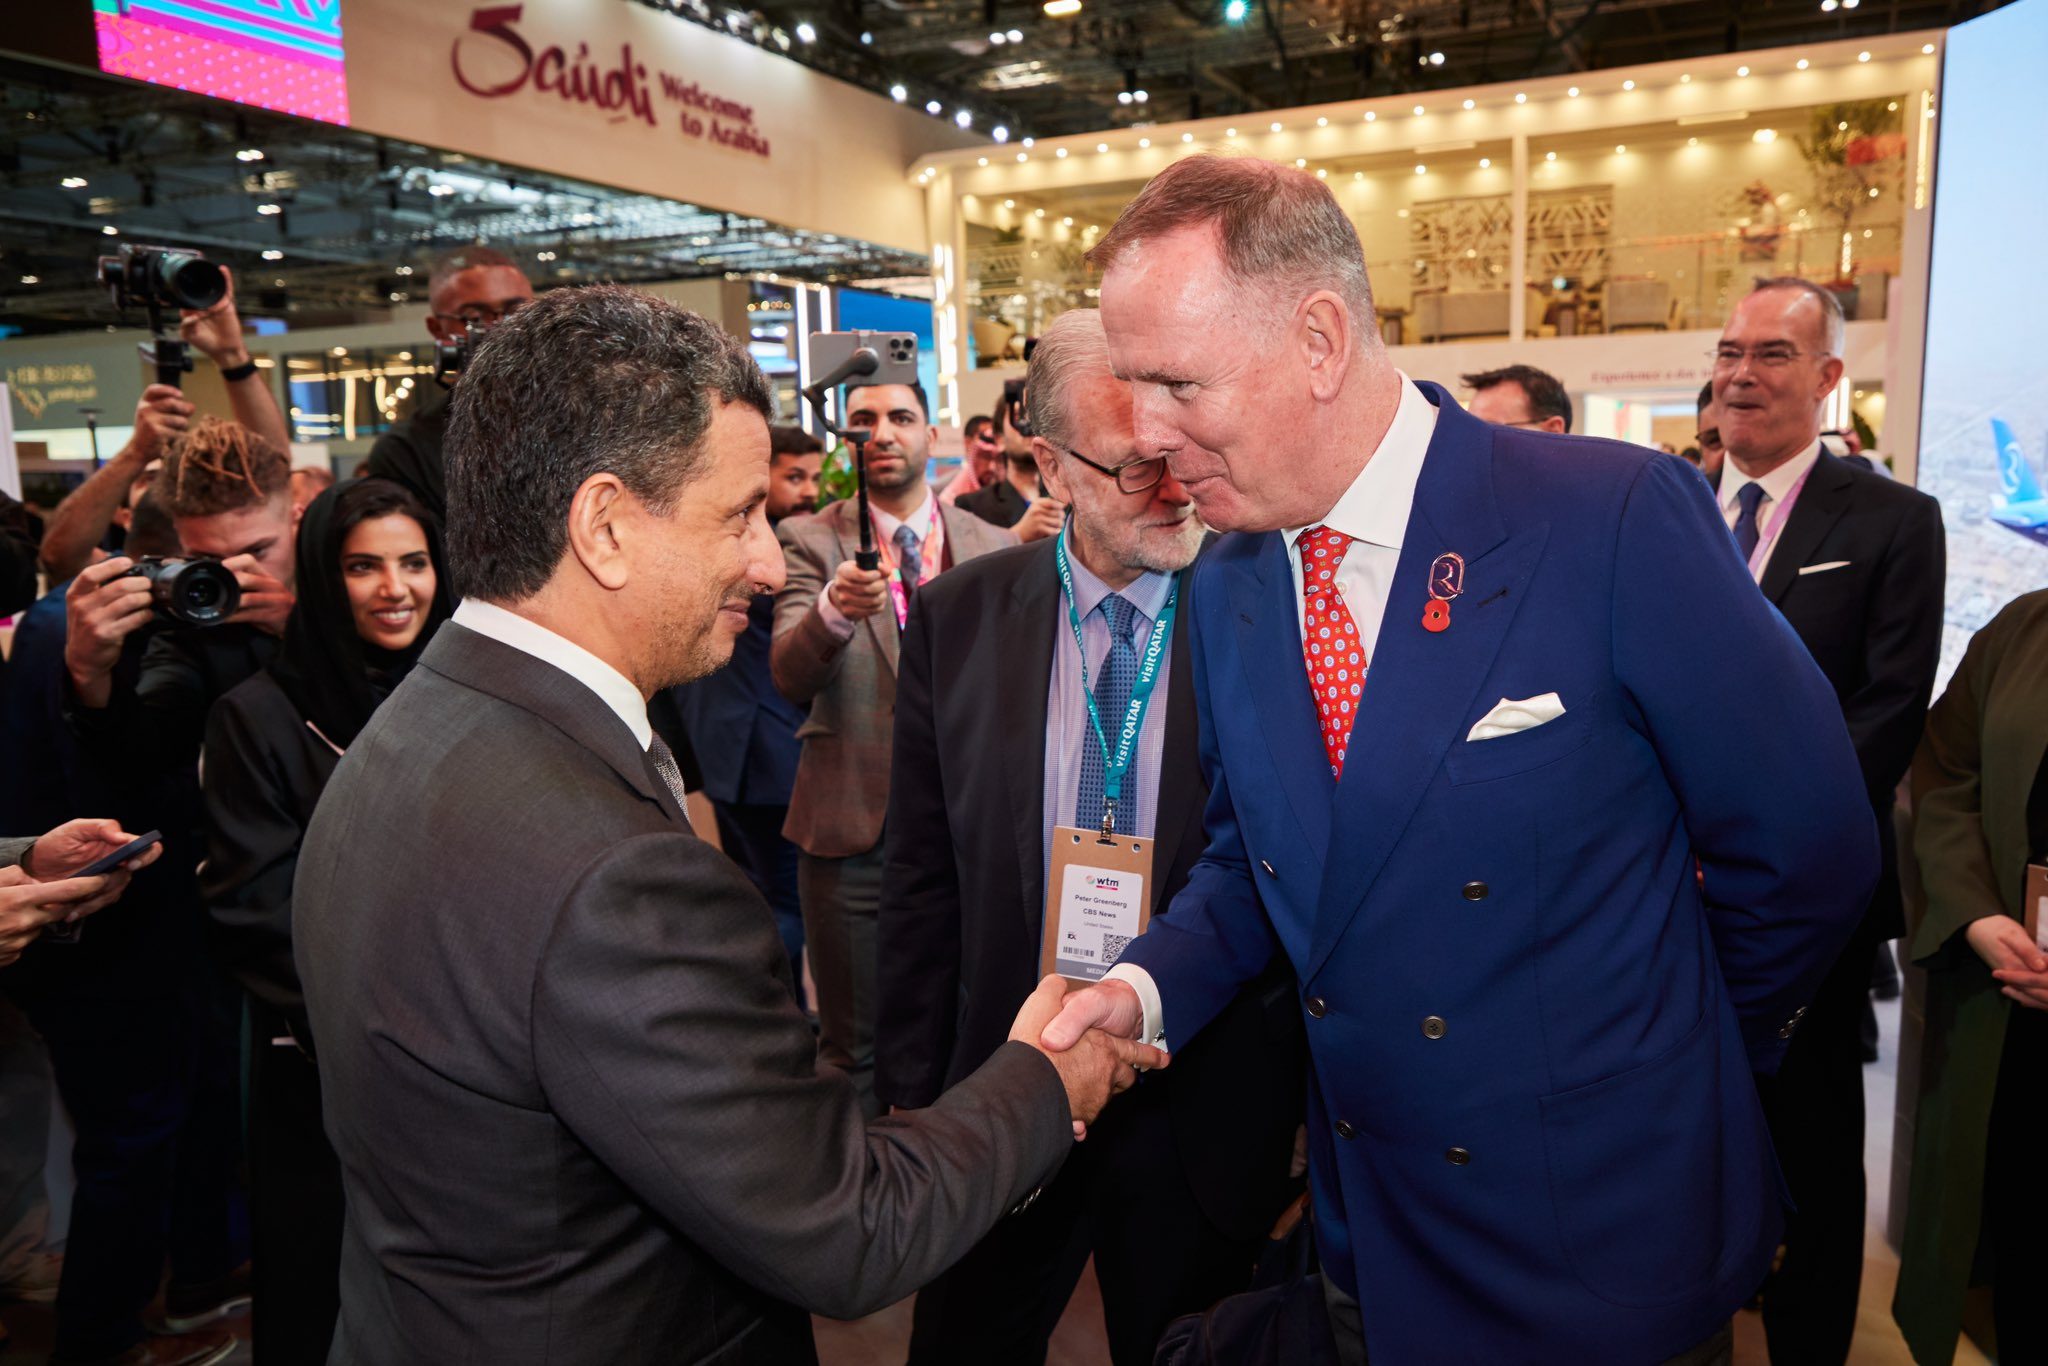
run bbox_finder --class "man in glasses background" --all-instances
[1712,276,1943,1366]
[366,246,535,526]
[1459,363,1573,435]
[877,307,1306,1366]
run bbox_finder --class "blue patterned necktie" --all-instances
[1076,593,1141,833]
[1732,481,1767,563]
[893,523,924,592]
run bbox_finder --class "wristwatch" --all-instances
[219,357,260,383]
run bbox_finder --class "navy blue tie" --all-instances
[1732,482,1766,563]
[1076,593,1141,833]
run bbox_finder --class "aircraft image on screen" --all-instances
[1990,418,2048,546]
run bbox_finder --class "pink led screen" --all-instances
[93,0,350,126]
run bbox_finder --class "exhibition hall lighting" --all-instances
[990,30,1006,43]
[890,84,907,101]
[955,109,972,127]
[1043,0,1082,16]
[926,100,943,114]
[1007,28,1023,40]
[61,176,87,188]
[1858,50,1872,61]
[794,22,815,42]
[993,126,1009,142]
[1224,0,1248,20]
[1797,59,1810,69]
[236,148,265,162]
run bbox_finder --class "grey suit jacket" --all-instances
[0,838,30,869]
[772,497,1013,858]
[294,622,1072,1364]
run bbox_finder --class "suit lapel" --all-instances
[1758,452,1856,604]
[1305,386,1545,982]
[1228,536,1334,871]
[1002,550,1061,937]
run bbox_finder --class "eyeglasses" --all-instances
[432,299,529,331]
[1709,344,1811,370]
[1064,446,1167,494]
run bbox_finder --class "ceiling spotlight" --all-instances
[1035,208,1045,217]
[794,21,815,41]
[1753,127,1778,143]
[1017,151,1028,161]
[1138,136,1150,147]
[1922,42,1935,53]
[1062,216,1074,225]
[1295,157,1307,167]
[1007,28,1022,40]
[1615,144,1626,153]
[1413,104,1425,115]
[1479,157,1491,168]
[1680,73,1691,83]
[1428,51,1444,65]
[989,30,1005,43]
[235,148,265,162]
[978,156,989,165]
[1796,58,1810,69]
[19,275,38,285]
[1223,0,1248,19]
[993,125,1009,142]
[1004,198,1015,207]
[890,84,907,101]
[1858,50,1871,61]
[395,265,413,276]
[1567,86,1580,96]
[1182,132,1195,142]
[1117,91,1132,104]
[1414,164,1426,175]
[1844,0,1860,7]
[61,176,87,189]
[1097,142,1109,152]
[1821,0,1837,8]
[1364,110,1376,121]
[102,224,119,236]
[262,249,284,261]
[1622,80,1635,90]
[861,30,872,43]
[1043,0,1082,15]
[1227,127,1237,136]
[1316,168,1327,179]
[1056,146,1068,156]
[1462,99,1475,110]
[926,100,942,114]
[1514,92,1526,103]
[1736,65,1750,77]
[1545,150,1557,161]
[1317,116,1329,126]
[1271,121,1283,131]
[955,109,972,127]
[257,202,282,214]
[1023,137,1034,146]
[1133,89,1148,103]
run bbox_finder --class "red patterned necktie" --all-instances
[1299,525,1366,778]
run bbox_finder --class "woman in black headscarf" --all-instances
[201,476,451,1364]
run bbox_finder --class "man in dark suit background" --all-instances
[1712,278,1945,1366]
[294,285,1163,1363]
[880,309,1305,1366]
[672,425,822,998]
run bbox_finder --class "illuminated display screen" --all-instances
[93,0,349,125]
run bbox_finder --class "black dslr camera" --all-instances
[95,243,230,388]
[1001,376,1033,439]
[97,244,228,314]
[122,557,242,628]
[433,333,471,389]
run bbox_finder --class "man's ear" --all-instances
[566,472,632,591]
[1298,291,1356,404]
[1032,438,1071,505]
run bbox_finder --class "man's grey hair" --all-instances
[1749,276,1846,357]
[1025,309,1114,451]
[1086,154,1377,339]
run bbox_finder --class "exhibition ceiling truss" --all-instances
[0,63,928,335]
[647,0,2003,138]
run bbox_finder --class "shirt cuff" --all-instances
[814,586,858,641]
[1103,963,1166,1051]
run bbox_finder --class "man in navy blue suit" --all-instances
[671,425,821,998]
[1044,155,1878,1364]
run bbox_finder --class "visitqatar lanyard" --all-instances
[876,497,944,630]
[1055,524,1180,837]
[1744,465,1814,579]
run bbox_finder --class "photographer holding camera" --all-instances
[39,266,288,587]
[364,247,535,525]
[64,419,297,778]
[956,382,1065,544]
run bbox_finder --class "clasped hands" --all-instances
[1010,976,1160,1140]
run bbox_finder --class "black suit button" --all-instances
[1446,1147,1472,1166]
[1306,996,1327,1019]
[1422,1016,1448,1040]
[1462,881,1489,901]
[1335,1120,1357,1140]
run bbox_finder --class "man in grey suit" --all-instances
[294,287,1162,1364]
[773,383,1013,1115]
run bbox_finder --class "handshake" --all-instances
[1007,976,1165,1140]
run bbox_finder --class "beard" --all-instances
[1124,513,1208,574]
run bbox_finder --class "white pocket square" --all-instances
[1466,693,1566,742]
[1798,560,1852,576]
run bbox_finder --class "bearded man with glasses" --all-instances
[1711,276,1944,1366]
[366,246,536,526]
[877,307,1307,1366]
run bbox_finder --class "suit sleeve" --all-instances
[1905,607,2013,969]
[875,586,964,1109]
[1114,569,1283,1049]
[0,838,32,870]
[1841,494,1945,804]
[199,691,312,1020]
[67,628,214,777]
[530,831,1073,1320]
[1612,456,1877,1073]
[770,519,852,706]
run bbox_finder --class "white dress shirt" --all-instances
[1718,439,1822,581]
[815,484,942,639]
[453,598,652,749]
[1102,376,1441,1049]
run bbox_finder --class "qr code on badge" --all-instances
[1101,934,1132,965]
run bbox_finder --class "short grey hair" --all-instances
[1025,309,1114,451]
[1749,276,1846,357]
[1086,154,1377,338]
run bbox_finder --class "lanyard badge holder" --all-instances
[1041,526,1180,982]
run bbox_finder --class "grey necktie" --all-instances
[646,735,691,819]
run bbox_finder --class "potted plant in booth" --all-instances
[1795,99,1906,319]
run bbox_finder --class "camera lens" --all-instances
[158,253,228,311]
